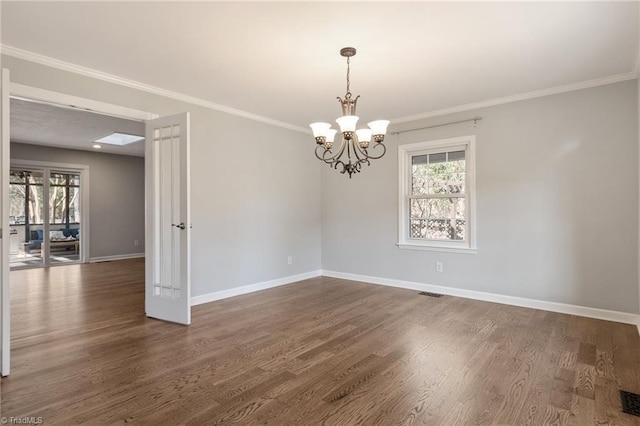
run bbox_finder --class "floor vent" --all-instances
[620,390,640,417]
[418,292,443,298]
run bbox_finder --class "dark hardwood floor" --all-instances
[2,259,640,425]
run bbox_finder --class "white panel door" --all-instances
[1,69,11,376]
[145,113,191,325]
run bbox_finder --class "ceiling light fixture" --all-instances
[92,144,102,149]
[310,47,389,178]
[94,132,144,146]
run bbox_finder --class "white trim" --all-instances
[322,270,640,327]
[398,135,477,252]
[396,243,477,254]
[2,69,11,376]
[634,8,640,79]
[10,83,157,121]
[2,45,309,134]
[11,158,89,170]
[89,253,144,263]
[390,72,638,124]
[190,270,322,306]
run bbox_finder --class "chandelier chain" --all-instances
[345,56,351,99]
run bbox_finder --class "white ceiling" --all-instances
[2,2,638,132]
[11,99,145,156]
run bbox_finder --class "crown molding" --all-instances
[2,44,636,131]
[390,71,639,125]
[1,44,310,134]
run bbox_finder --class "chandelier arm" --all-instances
[352,139,369,159]
[315,145,333,162]
[315,136,348,165]
[333,159,347,174]
[325,137,348,163]
[351,138,364,162]
[351,144,371,171]
[359,142,387,160]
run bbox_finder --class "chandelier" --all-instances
[310,47,389,178]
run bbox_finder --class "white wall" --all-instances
[10,142,145,259]
[3,55,322,298]
[322,80,639,314]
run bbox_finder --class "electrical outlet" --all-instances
[435,262,444,273]
[287,256,293,265]
[134,240,139,247]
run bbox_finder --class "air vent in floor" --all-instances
[418,291,443,298]
[620,390,640,417]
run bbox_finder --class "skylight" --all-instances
[94,132,144,146]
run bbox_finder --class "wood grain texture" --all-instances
[2,259,640,425]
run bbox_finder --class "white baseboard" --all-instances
[89,253,145,263]
[190,270,322,306]
[322,270,640,327]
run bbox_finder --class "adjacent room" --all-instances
[8,98,146,269]
[0,2,639,425]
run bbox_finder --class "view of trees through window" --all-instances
[9,169,80,226]
[410,150,466,241]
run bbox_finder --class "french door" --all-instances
[1,78,192,377]
[145,113,191,325]
[8,166,85,269]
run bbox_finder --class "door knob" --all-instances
[172,222,186,230]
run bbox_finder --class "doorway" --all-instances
[2,80,192,377]
[9,166,85,269]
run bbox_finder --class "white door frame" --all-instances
[11,83,157,121]
[1,70,11,376]
[10,160,90,266]
[1,81,159,376]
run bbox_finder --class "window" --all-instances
[9,170,44,225]
[9,169,81,243]
[49,172,81,225]
[398,135,476,253]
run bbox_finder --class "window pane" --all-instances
[409,198,465,240]
[69,187,80,223]
[28,172,43,185]
[410,199,427,218]
[50,172,67,186]
[28,184,44,224]
[49,184,67,224]
[9,170,26,184]
[428,151,465,195]
[9,184,25,224]
[68,174,80,186]
[412,150,466,196]
[411,162,429,195]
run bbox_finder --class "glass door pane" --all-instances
[9,169,45,268]
[49,171,81,265]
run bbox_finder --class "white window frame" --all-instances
[398,135,477,254]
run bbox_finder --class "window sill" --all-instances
[396,243,477,255]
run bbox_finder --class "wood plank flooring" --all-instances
[2,259,640,425]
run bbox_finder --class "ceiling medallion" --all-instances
[310,47,389,178]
